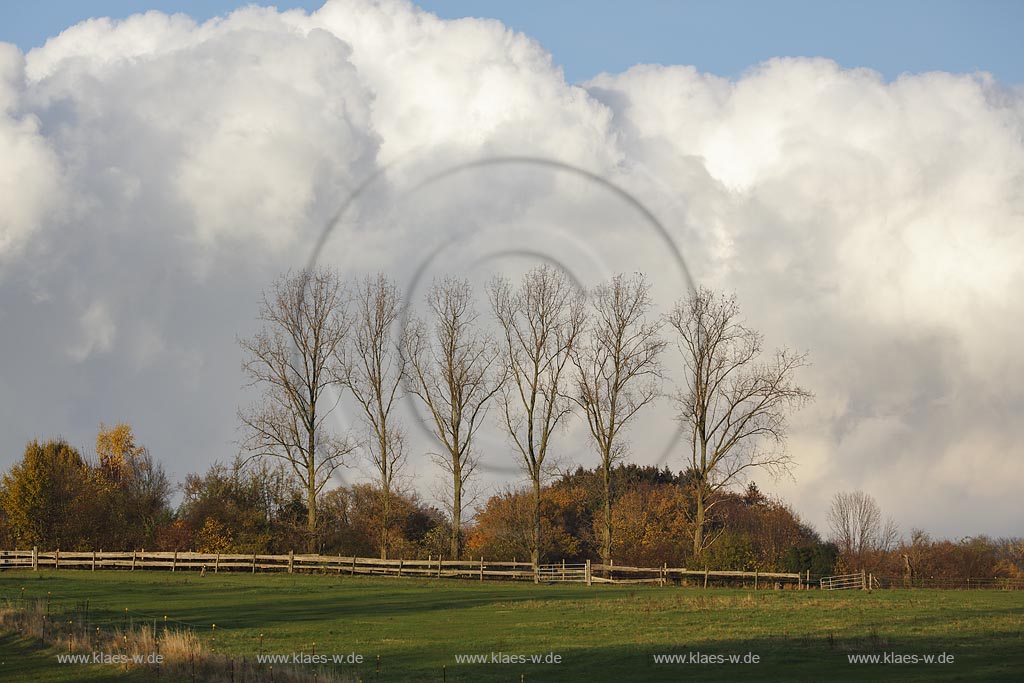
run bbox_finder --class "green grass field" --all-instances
[1,569,1021,682]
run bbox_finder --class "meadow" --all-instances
[0,570,1021,682]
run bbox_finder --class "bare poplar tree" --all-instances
[489,264,586,570]
[403,277,504,558]
[569,273,665,566]
[668,286,812,561]
[238,268,354,552]
[342,274,406,560]
[828,490,899,568]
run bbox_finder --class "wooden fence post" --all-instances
[352,556,356,576]
[704,566,709,589]
[437,557,441,578]
[806,569,810,590]
[215,553,220,574]
[252,553,256,574]
[479,556,484,581]
[92,551,97,572]
[55,548,60,570]
[131,550,137,571]
[610,558,614,582]
[754,570,759,591]
[585,559,592,587]
[861,568,867,591]
[32,546,38,571]
[661,562,667,587]
[172,550,177,572]
[288,550,294,575]
[399,559,403,577]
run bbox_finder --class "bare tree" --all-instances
[403,277,504,558]
[668,286,811,560]
[489,264,586,570]
[569,273,665,566]
[342,274,406,560]
[828,490,899,569]
[239,268,354,552]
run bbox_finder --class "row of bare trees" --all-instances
[238,265,811,564]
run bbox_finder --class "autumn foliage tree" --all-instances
[95,422,145,482]
[93,423,171,549]
[0,440,95,549]
[177,457,302,553]
[464,486,589,563]
[610,481,692,567]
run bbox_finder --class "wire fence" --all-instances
[873,575,1024,590]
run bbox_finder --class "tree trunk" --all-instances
[380,486,390,561]
[693,484,705,561]
[531,476,542,569]
[380,430,390,561]
[451,459,462,559]
[307,422,318,553]
[601,460,612,565]
[306,469,317,554]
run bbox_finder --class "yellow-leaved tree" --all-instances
[93,423,171,549]
[96,422,145,483]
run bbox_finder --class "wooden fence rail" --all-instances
[589,563,804,588]
[0,548,808,587]
[0,548,540,580]
[7,548,1015,593]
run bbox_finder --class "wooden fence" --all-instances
[590,561,805,588]
[0,548,809,587]
[0,548,538,580]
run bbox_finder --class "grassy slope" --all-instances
[0,631,149,682]
[0,569,1021,682]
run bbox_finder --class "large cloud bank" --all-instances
[1,0,1022,537]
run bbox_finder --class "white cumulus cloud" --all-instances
[0,0,1021,538]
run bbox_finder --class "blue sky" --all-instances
[1,0,1021,84]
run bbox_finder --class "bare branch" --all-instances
[488,264,585,567]
[238,268,355,552]
[339,273,407,560]
[568,272,665,564]
[403,276,504,558]
[667,286,812,560]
